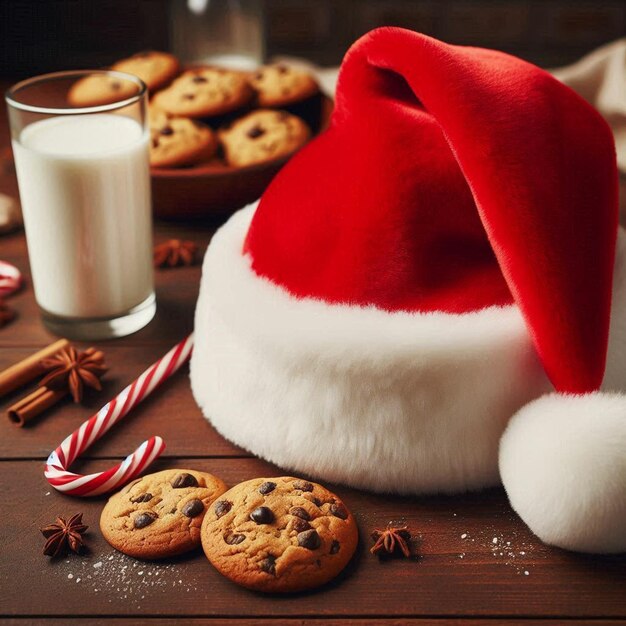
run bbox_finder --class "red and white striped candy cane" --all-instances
[0,260,22,298]
[45,334,194,496]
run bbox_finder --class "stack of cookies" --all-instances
[68,51,319,170]
[100,470,358,593]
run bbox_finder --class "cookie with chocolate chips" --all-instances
[112,51,180,92]
[100,469,227,559]
[200,476,358,592]
[148,109,217,168]
[151,67,253,119]
[67,73,139,108]
[68,51,178,108]
[250,64,319,107]
[218,109,310,168]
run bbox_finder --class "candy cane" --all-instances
[45,334,194,496]
[0,260,22,298]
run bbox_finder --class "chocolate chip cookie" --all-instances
[151,67,254,119]
[100,469,227,559]
[68,74,139,108]
[218,109,310,167]
[250,64,319,107]
[149,110,217,168]
[112,51,180,92]
[201,477,358,592]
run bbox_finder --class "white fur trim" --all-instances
[191,205,626,495]
[499,393,626,553]
[191,204,554,494]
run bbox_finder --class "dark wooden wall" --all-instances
[1,0,625,79]
[0,0,170,78]
[265,0,626,67]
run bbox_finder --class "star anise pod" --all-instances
[40,513,88,558]
[0,298,15,328]
[39,346,107,403]
[370,523,414,558]
[153,239,198,268]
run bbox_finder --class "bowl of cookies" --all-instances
[68,51,332,220]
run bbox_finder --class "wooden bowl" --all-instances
[151,94,333,221]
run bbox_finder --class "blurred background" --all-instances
[1,0,625,79]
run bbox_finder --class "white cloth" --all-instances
[552,40,626,222]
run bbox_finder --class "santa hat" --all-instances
[191,27,626,553]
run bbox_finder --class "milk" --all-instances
[12,114,154,319]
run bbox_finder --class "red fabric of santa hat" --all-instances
[191,27,626,553]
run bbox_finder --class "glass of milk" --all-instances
[5,70,155,340]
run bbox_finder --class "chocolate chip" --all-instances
[160,126,174,136]
[330,502,348,520]
[246,125,265,139]
[214,500,233,519]
[259,555,276,575]
[192,75,208,83]
[171,473,198,489]
[130,493,153,503]
[182,93,195,100]
[258,481,276,495]
[111,81,121,91]
[250,506,274,525]
[291,517,311,533]
[224,533,246,545]
[182,498,204,518]
[292,480,313,492]
[289,506,310,521]
[312,497,322,507]
[330,539,340,554]
[134,512,156,529]
[277,64,289,74]
[151,138,159,148]
[297,528,320,550]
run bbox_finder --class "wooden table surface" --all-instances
[0,102,625,626]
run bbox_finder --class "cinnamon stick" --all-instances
[0,339,69,398]
[7,386,68,427]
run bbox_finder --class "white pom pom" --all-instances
[499,393,626,553]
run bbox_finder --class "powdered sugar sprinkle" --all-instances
[455,511,545,576]
[57,550,200,608]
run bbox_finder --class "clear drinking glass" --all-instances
[5,70,156,340]
[171,0,265,70]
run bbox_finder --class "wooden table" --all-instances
[0,106,625,626]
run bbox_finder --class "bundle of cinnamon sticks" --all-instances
[0,339,107,427]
